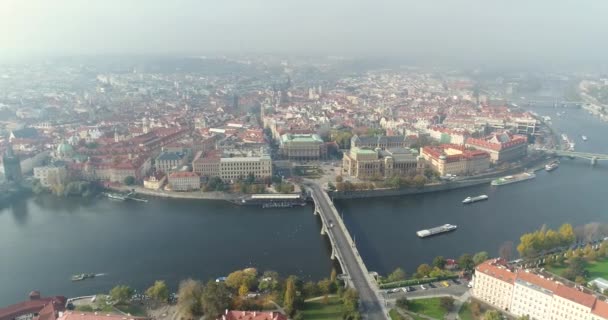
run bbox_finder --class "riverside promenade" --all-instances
[306,181,388,320]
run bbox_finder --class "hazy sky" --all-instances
[2,0,608,65]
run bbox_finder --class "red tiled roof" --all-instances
[0,296,66,320]
[476,260,516,284]
[221,311,287,320]
[554,285,596,308]
[58,311,148,320]
[168,171,199,178]
[592,300,608,319]
[516,271,559,292]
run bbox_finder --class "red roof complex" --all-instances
[57,312,148,320]
[0,292,66,320]
[466,132,527,152]
[421,144,489,163]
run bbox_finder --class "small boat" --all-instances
[582,135,588,141]
[545,161,559,172]
[462,195,489,204]
[107,193,127,201]
[71,273,95,282]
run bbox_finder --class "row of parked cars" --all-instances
[385,279,462,294]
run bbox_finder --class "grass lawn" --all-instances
[389,309,405,320]
[458,303,475,320]
[548,258,608,279]
[301,297,344,320]
[407,298,447,320]
[115,304,147,317]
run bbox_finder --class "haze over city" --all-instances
[2,0,608,66]
[2,2,608,320]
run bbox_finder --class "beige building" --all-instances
[192,151,272,182]
[342,147,420,180]
[473,260,516,311]
[33,163,67,188]
[420,144,490,176]
[167,171,200,191]
[473,259,608,320]
[280,134,326,160]
[143,175,166,190]
[155,151,187,173]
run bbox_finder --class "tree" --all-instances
[559,223,576,246]
[499,241,514,261]
[429,267,445,278]
[458,254,475,271]
[239,284,249,297]
[331,268,338,283]
[342,288,360,320]
[432,256,446,269]
[123,176,136,185]
[416,264,432,278]
[201,280,231,318]
[284,276,298,316]
[470,301,482,317]
[473,251,489,266]
[395,297,409,310]
[226,269,258,291]
[177,279,204,317]
[412,175,427,187]
[259,270,280,293]
[484,310,501,320]
[439,296,454,311]
[517,315,531,320]
[109,285,133,304]
[293,311,304,320]
[387,268,406,282]
[318,278,334,295]
[303,281,319,298]
[146,280,169,303]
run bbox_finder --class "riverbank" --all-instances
[106,185,241,202]
[329,153,550,200]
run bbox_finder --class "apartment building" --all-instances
[420,144,490,176]
[192,151,272,182]
[167,171,200,191]
[472,259,608,320]
[466,132,527,163]
[33,163,67,188]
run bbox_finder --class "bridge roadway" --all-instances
[544,149,608,164]
[307,182,388,320]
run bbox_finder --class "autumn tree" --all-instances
[387,268,406,282]
[177,279,204,317]
[432,256,446,269]
[146,280,169,303]
[109,285,133,304]
[473,251,489,266]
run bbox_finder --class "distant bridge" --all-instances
[545,149,608,165]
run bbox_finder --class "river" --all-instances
[0,198,333,306]
[337,107,608,277]
[1,108,606,307]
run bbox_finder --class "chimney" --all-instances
[225,310,229,315]
[253,312,256,317]
[222,316,226,320]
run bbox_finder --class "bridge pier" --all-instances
[313,205,320,216]
[591,157,598,166]
[331,247,336,260]
[321,225,327,235]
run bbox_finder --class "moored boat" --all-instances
[545,161,559,172]
[491,172,536,186]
